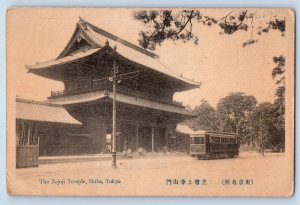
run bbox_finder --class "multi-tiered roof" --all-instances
[26,18,200,116]
[26,17,200,90]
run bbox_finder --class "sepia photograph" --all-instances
[6,8,294,196]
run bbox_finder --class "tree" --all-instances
[216,92,257,136]
[133,9,286,50]
[272,55,285,120]
[187,100,218,131]
[249,102,283,150]
[272,55,285,149]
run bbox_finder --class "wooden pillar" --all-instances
[136,124,139,150]
[151,126,155,153]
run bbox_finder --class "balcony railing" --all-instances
[50,83,183,107]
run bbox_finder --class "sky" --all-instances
[6,8,294,108]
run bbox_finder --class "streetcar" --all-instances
[190,131,239,159]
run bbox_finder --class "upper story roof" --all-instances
[26,18,200,90]
[58,17,159,59]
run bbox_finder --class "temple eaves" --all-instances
[25,17,201,89]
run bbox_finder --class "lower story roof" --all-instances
[16,98,82,125]
[46,90,194,117]
[176,124,205,136]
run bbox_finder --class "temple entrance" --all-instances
[155,128,166,152]
[116,124,137,152]
[106,118,175,154]
[138,126,152,151]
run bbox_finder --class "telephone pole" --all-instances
[112,57,117,168]
[110,44,139,168]
[260,112,264,156]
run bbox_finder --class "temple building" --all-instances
[25,18,200,155]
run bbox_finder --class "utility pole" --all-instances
[110,44,140,168]
[112,56,117,168]
[260,112,264,156]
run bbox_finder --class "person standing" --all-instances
[163,146,168,158]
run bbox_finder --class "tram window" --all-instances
[193,137,204,144]
[210,137,220,143]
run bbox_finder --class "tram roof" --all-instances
[204,132,236,138]
[176,124,236,137]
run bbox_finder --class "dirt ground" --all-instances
[7,151,293,196]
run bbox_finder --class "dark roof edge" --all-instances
[16,98,63,108]
[205,131,236,136]
[57,25,80,59]
[80,17,159,59]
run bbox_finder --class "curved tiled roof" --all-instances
[26,18,200,89]
[47,90,194,116]
[16,98,82,125]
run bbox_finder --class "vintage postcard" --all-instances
[6,8,294,196]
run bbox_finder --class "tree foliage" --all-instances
[249,102,284,149]
[133,9,286,50]
[271,55,286,148]
[216,92,257,133]
[272,55,285,117]
[188,100,218,131]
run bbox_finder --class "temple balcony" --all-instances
[49,83,183,107]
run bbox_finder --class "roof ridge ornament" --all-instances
[77,35,82,43]
[105,39,109,46]
[78,16,88,30]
